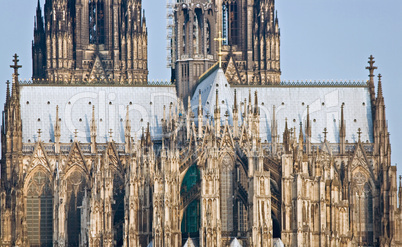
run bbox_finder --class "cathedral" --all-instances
[1,0,402,247]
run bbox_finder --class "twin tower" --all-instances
[32,0,281,98]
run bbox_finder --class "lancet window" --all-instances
[221,155,234,232]
[66,170,87,247]
[89,0,105,44]
[352,172,374,246]
[222,1,239,46]
[26,170,53,247]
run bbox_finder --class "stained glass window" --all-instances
[26,170,53,247]
[221,155,234,232]
[66,170,87,247]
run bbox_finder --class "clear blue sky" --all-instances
[0,1,401,179]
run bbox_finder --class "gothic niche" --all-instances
[26,170,53,247]
[66,170,88,247]
[181,165,201,242]
[112,171,125,246]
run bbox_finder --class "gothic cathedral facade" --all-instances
[1,0,402,247]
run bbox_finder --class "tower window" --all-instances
[89,0,105,44]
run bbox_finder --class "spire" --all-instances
[198,90,203,138]
[233,89,238,112]
[198,90,203,116]
[10,54,22,90]
[299,122,304,149]
[340,104,346,154]
[5,80,10,106]
[214,89,220,133]
[254,91,258,115]
[125,106,131,152]
[55,105,61,141]
[90,106,97,145]
[54,105,61,152]
[377,73,383,99]
[146,122,152,146]
[272,105,277,143]
[283,118,290,153]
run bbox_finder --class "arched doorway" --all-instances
[181,165,201,242]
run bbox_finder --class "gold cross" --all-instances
[214,31,226,68]
[37,129,42,139]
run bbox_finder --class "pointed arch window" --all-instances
[26,170,53,247]
[221,155,234,233]
[66,170,87,247]
[112,171,125,246]
[352,173,374,246]
[222,1,239,46]
[89,0,105,44]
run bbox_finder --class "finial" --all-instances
[225,110,229,118]
[74,129,78,140]
[109,129,113,140]
[323,128,328,141]
[366,55,377,80]
[214,31,226,68]
[215,89,219,109]
[10,54,22,77]
[377,73,383,98]
[37,129,42,140]
[357,128,362,142]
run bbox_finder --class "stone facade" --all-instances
[32,0,148,84]
[172,0,281,99]
[1,0,402,247]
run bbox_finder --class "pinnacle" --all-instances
[377,73,383,99]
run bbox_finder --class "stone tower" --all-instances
[171,0,281,99]
[32,0,148,84]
